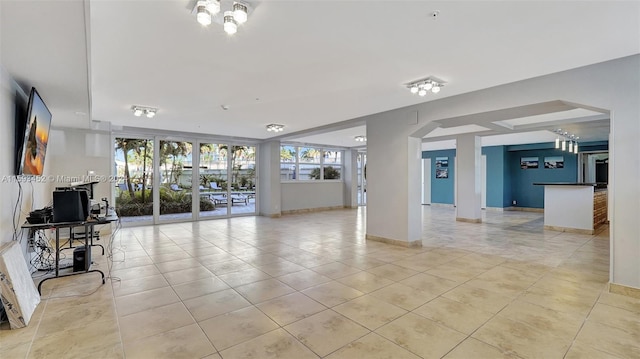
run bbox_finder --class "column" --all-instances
[455,134,482,223]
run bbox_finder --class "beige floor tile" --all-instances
[337,271,394,293]
[376,312,466,358]
[414,296,495,335]
[109,255,154,270]
[217,267,271,287]
[119,302,195,344]
[112,273,169,297]
[338,256,387,270]
[183,288,251,321]
[443,338,520,359]
[325,332,420,359]
[472,315,572,358]
[575,317,640,358]
[28,318,121,358]
[277,269,333,290]
[204,258,255,275]
[162,266,214,285]
[467,266,540,296]
[112,264,160,281]
[519,289,595,317]
[219,328,319,359]
[366,263,419,282]
[115,286,180,317]
[311,262,362,279]
[284,309,369,357]
[154,258,203,273]
[301,281,364,307]
[369,282,437,310]
[256,292,326,326]
[598,291,640,313]
[255,260,306,277]
[149,251,193,263]
[333,295,407,330]
[497,300,585,340]
[172,276,230,301]
[199,306,279,351]
[36,298,117,338]
[399,273,459,296]
[123,323,216,359]
[234,278,296,304]
[588,302,640,334]
[565,341,622,359]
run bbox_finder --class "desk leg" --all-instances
[55,228,60,277]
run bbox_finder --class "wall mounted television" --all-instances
[16,87,52,176]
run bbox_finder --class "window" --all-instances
[280,145,343,181]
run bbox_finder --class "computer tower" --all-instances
[73,245,91,272]
[53,189,89,222]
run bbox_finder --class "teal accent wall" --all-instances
[423,141,604,209]
[422,149,456,204]
[482,146,511,207]
[508,147,578,208]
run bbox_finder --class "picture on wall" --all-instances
[520,157,539,169]
[435,157,449,179]
[544,156,564,169]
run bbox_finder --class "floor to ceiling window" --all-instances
[114,136,257,224]
[158,140,199,221]
[114,137,154,224]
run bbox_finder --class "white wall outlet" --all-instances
[512,200,517,205]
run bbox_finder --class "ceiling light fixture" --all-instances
[406,77,446,96]
[223,11,238,34]
[192,0,252,35]
[354,135,367,142]
[132,106,158,119]
[196,1,212,25]
[266,124,284,132]
[232,2,248,23]
[552,129,579,154]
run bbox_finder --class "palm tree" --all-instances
[300,147,321,162]
[160,141,190,184]
[115,138,148,198]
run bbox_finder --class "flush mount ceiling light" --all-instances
[131,106,158,119]
[266,124,285,132]
[354,135,367,142]
[552,128,579,154]
[192,0,253,35]
[406,77,446,96]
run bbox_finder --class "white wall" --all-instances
[281,182,344,212]
[46,128,112,201]
[0,66,56,263]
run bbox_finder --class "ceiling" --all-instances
[2,1,638,149]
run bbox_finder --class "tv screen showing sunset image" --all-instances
[19,88,52,176]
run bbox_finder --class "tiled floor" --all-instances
[3,206,640,358]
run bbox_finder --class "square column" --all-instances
[455,134,482,223]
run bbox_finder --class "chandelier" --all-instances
[552,129,579,154]
[131,105,157,118]
[266,124,285,132]
[406,77,446,96]
[193,1,253,35]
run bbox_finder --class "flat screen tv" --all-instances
[16,87,52,176]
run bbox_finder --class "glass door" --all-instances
[158,140,195,221]
[357,152,367,205]
[199,143,229,218]
[230,145,256,215]
[114,137,154,224]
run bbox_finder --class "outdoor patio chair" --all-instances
[170,184,181,191]
[210,182,223,191]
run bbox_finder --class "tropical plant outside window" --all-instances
[280,145,343,181]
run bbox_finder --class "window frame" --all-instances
[280,144,344,182]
